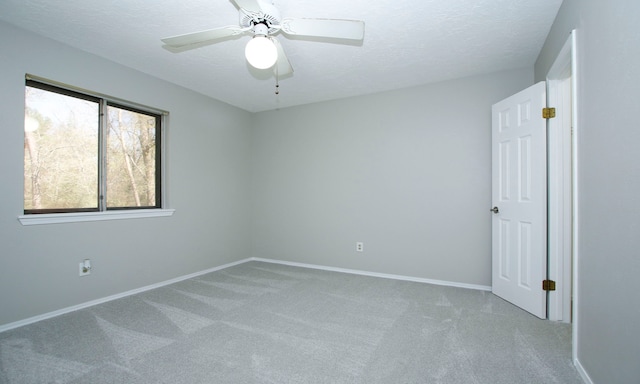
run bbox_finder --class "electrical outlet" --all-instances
[79,259,91,276]
[356,242,364,252]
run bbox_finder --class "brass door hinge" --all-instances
[542,107,556,119]
[542,279,556,291]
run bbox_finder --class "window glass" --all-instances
[24,85,99,212]
[106,104,158,209]
[24,80,162,214]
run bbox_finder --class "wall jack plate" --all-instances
[79,259,91,276]
[356,242,364,252]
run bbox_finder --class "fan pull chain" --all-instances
[274,66,281,110]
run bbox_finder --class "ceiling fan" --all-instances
[161,0,365,76]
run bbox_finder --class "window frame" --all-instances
[20,75,173,225]
[103,100,163,212]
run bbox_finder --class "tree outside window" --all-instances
[24,80,162,214]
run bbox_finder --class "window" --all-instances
[23,78,165,218]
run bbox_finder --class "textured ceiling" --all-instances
[0,0,562,112]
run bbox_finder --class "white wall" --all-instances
[535,0,640,382]
[251,69,533,287]
[0,22,253,327]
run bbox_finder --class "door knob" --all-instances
[490,206,499,214]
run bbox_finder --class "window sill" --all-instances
[18,209,175,226]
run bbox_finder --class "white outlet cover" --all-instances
[79,262,91,276]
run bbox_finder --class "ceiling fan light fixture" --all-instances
[245,35,278,69]
[162,0,365,78]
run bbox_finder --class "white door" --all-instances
[491,82,547,319]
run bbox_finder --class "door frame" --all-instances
[545,30,578,360]
[546,33,573,323]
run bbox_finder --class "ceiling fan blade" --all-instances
[272,38,293,77]
[231,0,263,14]
[162,26,246,47]
[281,18,365,40]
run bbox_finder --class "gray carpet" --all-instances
[0,261,583,383]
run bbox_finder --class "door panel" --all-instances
[492,82,547,319]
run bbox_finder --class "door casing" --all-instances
[546,32,576,324]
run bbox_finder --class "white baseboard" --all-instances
[1,257,491,333]
[0,258,252,334]
[574,358,594,384]
[251,257,492,291]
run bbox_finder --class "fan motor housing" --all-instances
[239,1,281,34]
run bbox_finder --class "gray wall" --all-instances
[0,22,253,327]
[251,69,533,287]
[535,0,640,382]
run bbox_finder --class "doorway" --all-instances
[491,31,577,326]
